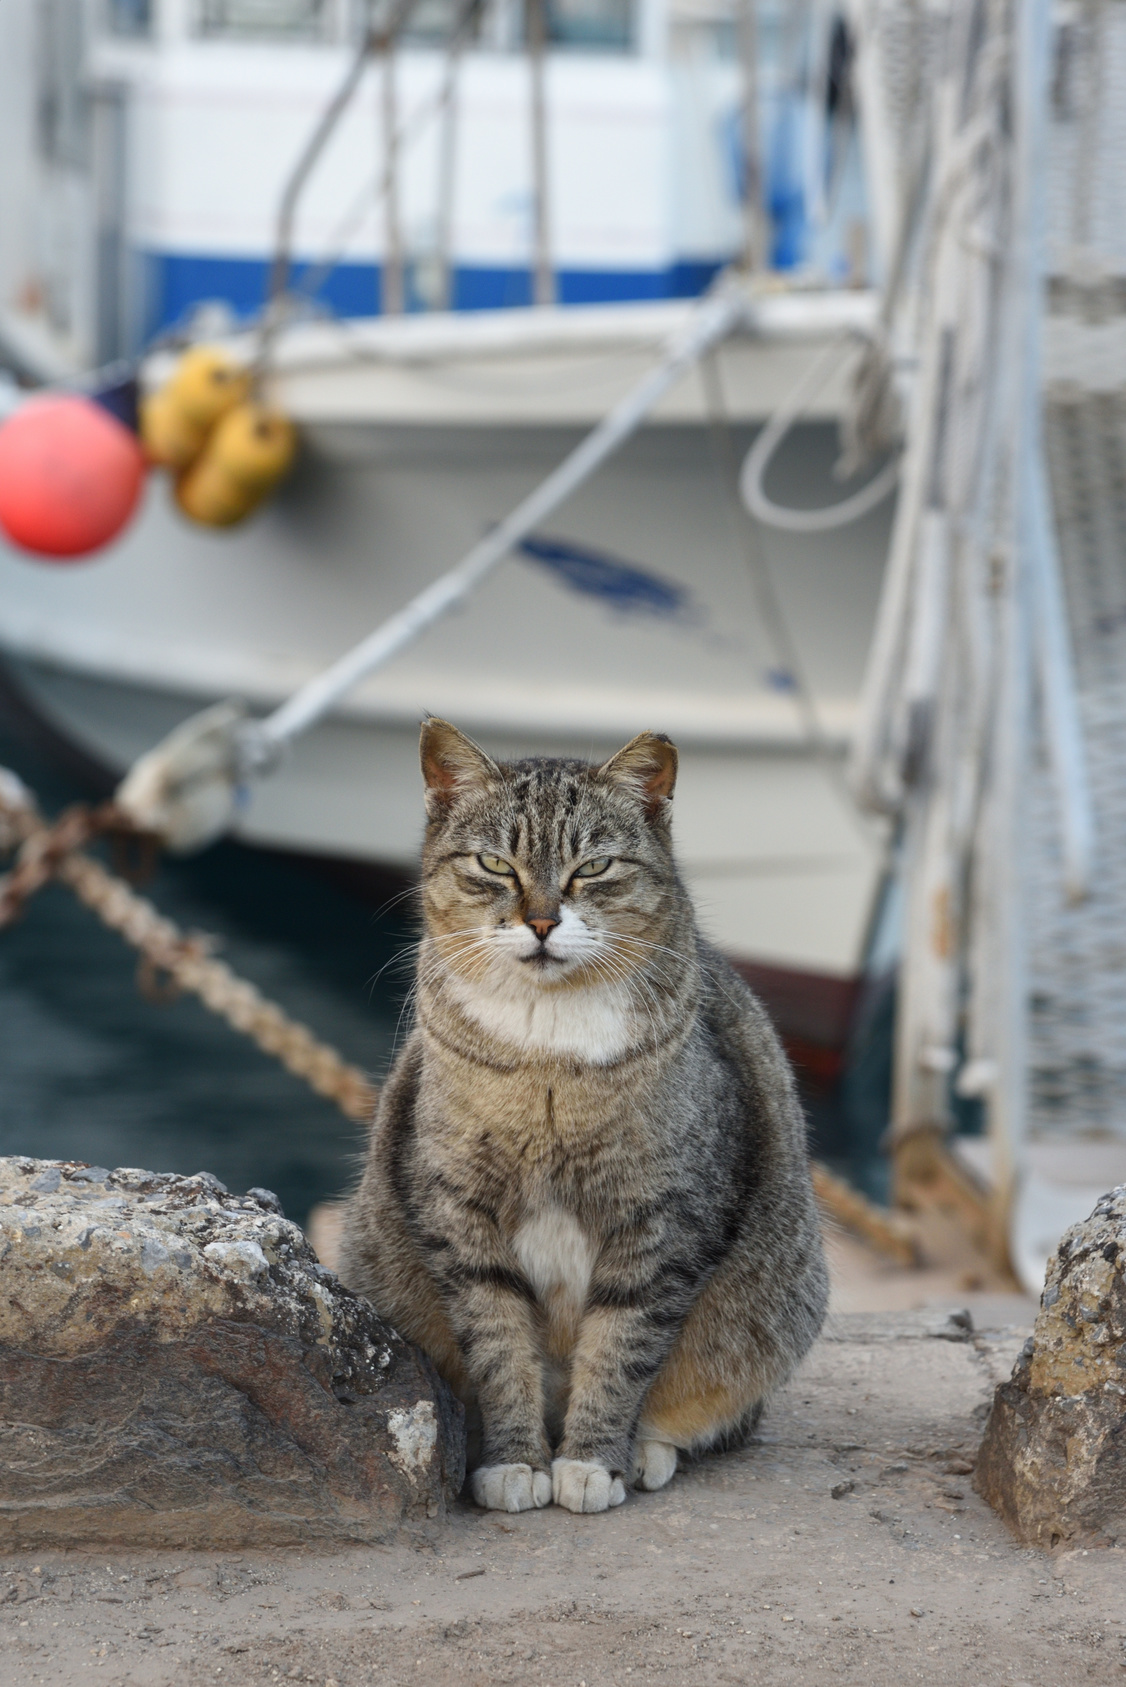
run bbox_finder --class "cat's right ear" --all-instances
[598,731,678,819]
[420,718,499,816]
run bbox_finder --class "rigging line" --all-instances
[293,0,485,310]
[256,9,380,374]
[698,347,882,854]
[290,175,386,311]
[255,0,424,368]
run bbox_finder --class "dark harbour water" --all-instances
[0,715,416,1227]
[0,707,895,1226]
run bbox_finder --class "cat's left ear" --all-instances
[598,731,678,818]
[420,717,500,816]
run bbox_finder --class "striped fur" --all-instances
[338,719,827,1514]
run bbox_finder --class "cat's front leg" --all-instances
[436,1252,553,1512]
[553,1252,700,1512]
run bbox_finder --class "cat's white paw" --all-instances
[630,1438,678,1492]
[470,1463,552,1513]
[551,1458,627,1514]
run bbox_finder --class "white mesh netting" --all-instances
[1026,0,1126,1136]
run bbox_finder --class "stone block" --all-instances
[974,1185,1126,1548]
[0,1158,465,1549]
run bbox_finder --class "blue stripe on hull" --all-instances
[143,250,729,335]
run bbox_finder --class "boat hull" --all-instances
[0,314,892,983]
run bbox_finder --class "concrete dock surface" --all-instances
[4,1275,1123,1687]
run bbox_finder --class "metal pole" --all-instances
[988,0,1054,1277]
[434,63,461,311]
[527,0,555,306]
[1023,0,1093,902]
[90,80,130,365]
[844,0,898,287]
[736,0,767,271]
[381,34,406,315]
[434,2,481,312]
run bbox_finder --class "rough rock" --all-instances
[974,1185,1126,1548]
[0,1157,464,1549]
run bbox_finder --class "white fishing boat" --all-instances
[3,0,1120,1293]
[0,295,894,1024]
[0,0,895,1066]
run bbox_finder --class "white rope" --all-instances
[738,334,900,534]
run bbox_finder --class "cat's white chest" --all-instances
[448,975,635,1063]
[512,1207,593,1310]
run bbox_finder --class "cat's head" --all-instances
[418,717,684,993]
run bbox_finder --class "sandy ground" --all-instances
[8,1221,1119,1687]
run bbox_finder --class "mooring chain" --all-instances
[0,774,378,1123]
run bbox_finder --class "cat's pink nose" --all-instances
[526,916,558,942]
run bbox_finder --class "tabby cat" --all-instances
[339,718,827,1514]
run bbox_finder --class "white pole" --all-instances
[527,0,555,307]
[434,28,464,312]
[381,35,405,315]
[1029,452,1093,902]
[986,0,1053,1255]
[1020,0,1093,903]
[845,0,897,287]
[736,0,767,272]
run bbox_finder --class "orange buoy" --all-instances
[0,395,146,561]
[175,402,297,528]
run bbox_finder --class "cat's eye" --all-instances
[573,857,612,878]
[477,853,516,876]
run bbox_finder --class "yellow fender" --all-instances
[175,403,297,528]
[139,390,208,471]
[141,346,251,470]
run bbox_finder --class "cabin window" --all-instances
[105,0,154,36]
[366,0,633,52]
[186,0,633,49]
[194,0,337,38]
[384,0,474,46]
[545,0,632,51]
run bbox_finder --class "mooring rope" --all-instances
[0,770,916,1262]
[0,775,376,1121]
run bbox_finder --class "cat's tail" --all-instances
[684,1399,765,1460]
